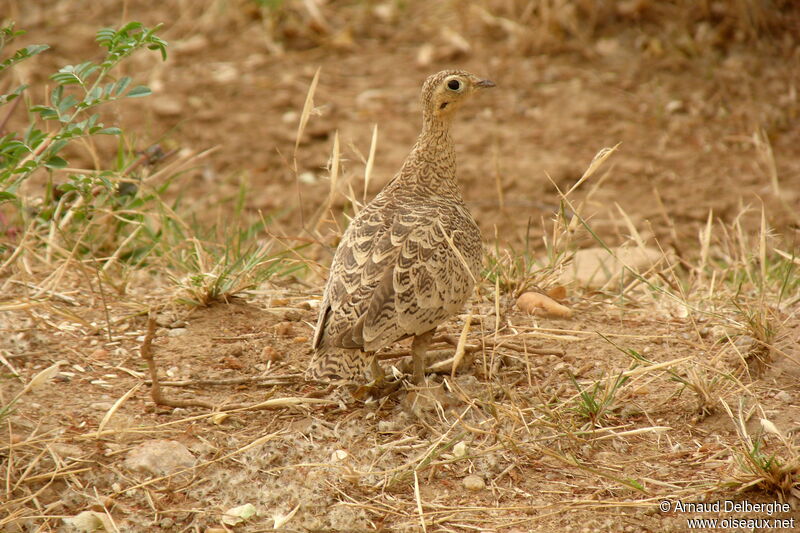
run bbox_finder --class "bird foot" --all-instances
[351,374,404,400]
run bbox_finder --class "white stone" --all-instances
[463,474,485,491]
[124,439,196,476]
[559,246,670,289]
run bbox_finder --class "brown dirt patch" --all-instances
[3,1,800,531]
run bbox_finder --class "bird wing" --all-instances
[312,195,396,351]
[314,199,480,353]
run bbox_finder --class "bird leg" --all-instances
[369,354,385,385]
[411,329,436,384]
[355,353,403,400]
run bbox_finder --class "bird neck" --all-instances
[420,112,453,144]
[396,115,457,189]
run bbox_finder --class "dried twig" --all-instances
[143,375,302,388]
[140,314,334,411]
[140,315,213,409]
[436,333,565,356]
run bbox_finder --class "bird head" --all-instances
[421,70,495,121]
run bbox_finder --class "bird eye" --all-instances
[447,79,462,91]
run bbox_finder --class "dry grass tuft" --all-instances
[2,1,799,530]
[721,400,800,500]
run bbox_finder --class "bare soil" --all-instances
[2,1,800,532]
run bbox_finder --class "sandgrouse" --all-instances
[309,69,495,385]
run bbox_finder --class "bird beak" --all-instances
[475,79,496,89]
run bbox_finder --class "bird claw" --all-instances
[351,375,404,400]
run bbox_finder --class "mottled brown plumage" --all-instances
[309,70,495,384]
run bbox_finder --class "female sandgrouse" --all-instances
[309,69,495,384]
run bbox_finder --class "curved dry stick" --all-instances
[140,314,335,411]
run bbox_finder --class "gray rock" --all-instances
[559,246,670,289]
[62,511,113,532]
[166,328,188,337]
[124,439,196,476]
[775,390,792,403]
[463,474,485,491]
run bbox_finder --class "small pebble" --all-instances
[173,35,208,54]
[261,346,281,362]
[90,349,109,360]
[331,449,348,462]
[453,441,468,458]
[275,322,293,336]
[210,63,238,84]
[734,335,756,349]
[775,390,792,403]
[710,325,728,339]
[283,310,301,321]
[151,96,183,117]
[463,474,485,491]
[281,111,298,124]
[124,439,196,476]
[167,328,188,337]
[377,420,396,432]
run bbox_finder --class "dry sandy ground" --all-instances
[2,1,800,531]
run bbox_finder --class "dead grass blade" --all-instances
[699,209,713,274]
[363,124,378,204]
[565,143,620,197]
[450,309,472,377]
[312,129,341,234]
[414,470,428,533]
[95,383,142,438]
[293,66,321,170]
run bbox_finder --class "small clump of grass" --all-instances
[605,334,740,416]
[699,207,796,377]
[568,371,629,429]
[484,210,574,300]
[669,364,738,417]
[168,229,306,307]
[484,145,620,304]
[721,400,800,500]
[731,298,778,376]
[162,178,309,306]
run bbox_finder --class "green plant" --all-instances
[1,21,166,204]
[1,21,302,307]
[0,21,168,278]
[165,194,308,306]
[721,400,800,499]
[483,215,570,299]
[170,234,307,306]
[568,371,629,428]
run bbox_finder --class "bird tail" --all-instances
[306,348,371,382]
